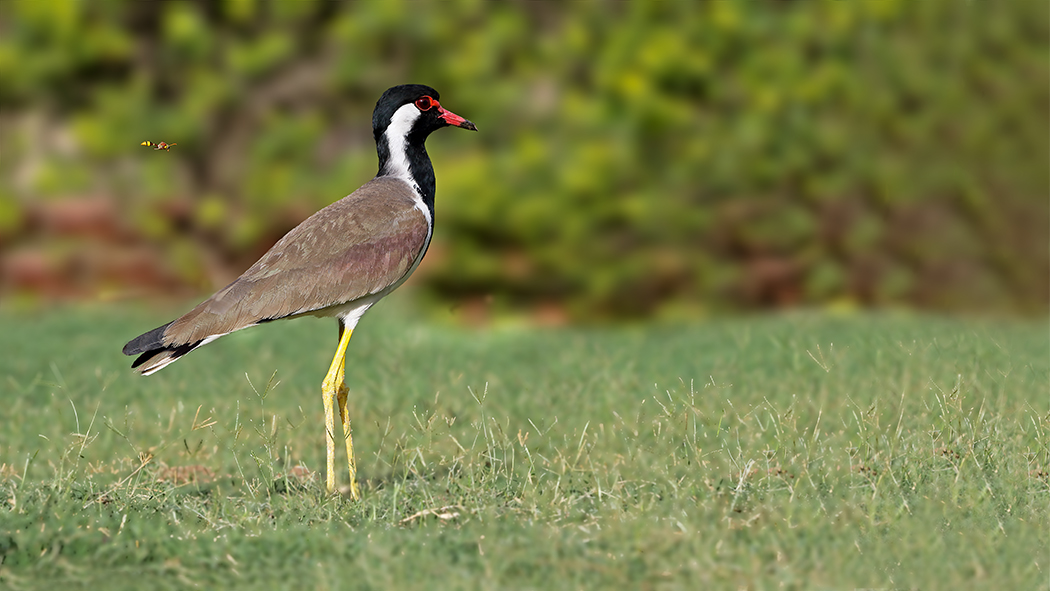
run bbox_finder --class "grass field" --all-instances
[0,299,1046,590]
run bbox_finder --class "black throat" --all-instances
[375,128,437,220]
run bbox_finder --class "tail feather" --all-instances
[130,341,203,375]
[124,320,227,375]
[123,321,174,356]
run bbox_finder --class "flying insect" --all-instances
[141,141,177,151]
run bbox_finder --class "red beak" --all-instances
[439,107,477,131]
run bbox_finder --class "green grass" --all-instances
[0,299,1047,590]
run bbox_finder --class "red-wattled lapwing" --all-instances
[123,84,476,498]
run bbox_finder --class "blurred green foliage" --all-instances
[1,0,1047,319]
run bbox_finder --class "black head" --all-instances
[372,84,476,143]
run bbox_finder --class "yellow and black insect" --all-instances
[141,141,177,151]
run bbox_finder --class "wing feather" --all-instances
[162,177,429,346]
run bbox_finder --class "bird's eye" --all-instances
[415,96,434,111]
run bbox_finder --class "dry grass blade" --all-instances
[399,504,468,525]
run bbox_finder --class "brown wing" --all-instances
[163,177,428,346]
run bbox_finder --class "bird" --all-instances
[123,84,477,499]
[141,141,177,151]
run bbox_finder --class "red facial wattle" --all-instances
[414,95,477,131]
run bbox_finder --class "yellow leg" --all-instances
[321,325,359,498]
[336,376,360,500]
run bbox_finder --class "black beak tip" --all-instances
[461,120,478,132]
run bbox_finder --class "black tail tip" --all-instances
[123,321,173,356]
[129,341,199,374]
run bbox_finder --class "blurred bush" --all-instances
[0,0,1046,320]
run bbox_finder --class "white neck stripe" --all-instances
[381,103,431,231]
[382,103,420,186]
